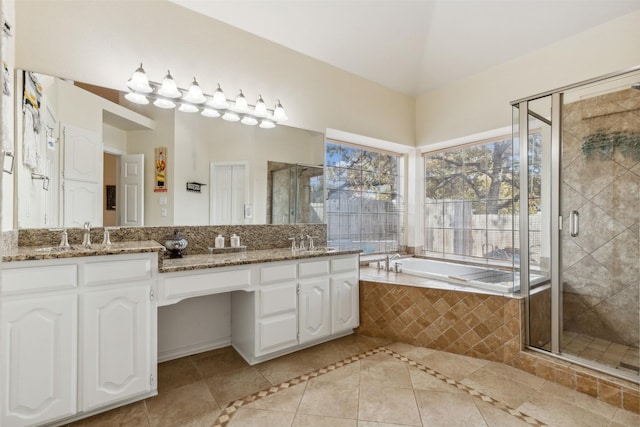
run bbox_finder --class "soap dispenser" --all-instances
[215,234,225,248]
[230,233,240,248]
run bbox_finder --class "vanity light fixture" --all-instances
[125,64,288,128]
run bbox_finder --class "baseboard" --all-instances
[158,337,232,362]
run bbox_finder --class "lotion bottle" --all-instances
[230,233,240,248]
[215,234,225,248]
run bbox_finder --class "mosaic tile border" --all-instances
[212,346,548,427]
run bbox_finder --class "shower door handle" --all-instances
[570,210,579,237]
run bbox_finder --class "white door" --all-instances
[120,154,144,226]
[62,124,102,226]
[210,162,248,225]
[82,285,152,411]
[331,274,360,334]
[298,278,331,344]
[2,295,77,427]
[63,180,100,227]
[63,125,101,183]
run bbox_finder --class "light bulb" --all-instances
[234,90,249,113]
[259,119,276,129]
[126,63,152,93]
[222,111,240,122]
[157,70,181,98]
[209,83,229,109]
[183,77,206,104]
[178,103,199,113]
[201,108,220,118]
[272,99,288,122]
[153,98,176,109]
[254,95,268,117]
[125,92,149,105]
[241,115,258,126]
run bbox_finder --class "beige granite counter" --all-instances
[2,240,166,263]
[160,248,361,273]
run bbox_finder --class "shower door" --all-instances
[559,72,640,378]
[516,67,640,381]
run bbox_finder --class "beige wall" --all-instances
[14,0,415,147]
[416,10,640,146]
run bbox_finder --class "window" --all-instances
[325,141,403,253]
[423,137,518,263]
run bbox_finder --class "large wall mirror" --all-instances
[12,70,325,229]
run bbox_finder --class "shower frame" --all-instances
[512,65,640,383]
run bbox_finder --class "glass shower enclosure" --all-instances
[513,67,640,382]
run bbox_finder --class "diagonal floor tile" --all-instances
[415,389,488,427]
[298,380,359,419]
[292,413,357,426]
[358,385,421,426]
[227,407,295,427]
[146,381,220,427]
[243,382,307,412]
[205,366,272,406]
[360,357,412,388]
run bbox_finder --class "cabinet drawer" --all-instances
[163,268,252,301]
[257,313,298,356]
[299,260,329,278]
[330,256,358,273]
[2,264,77,294]
[260,264,297,285]
[84,257,152,286]
[259,283,297,317]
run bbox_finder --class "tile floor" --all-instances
[69,335,639,427]
[562,331,640,375]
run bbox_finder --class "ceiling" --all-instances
[169,1,640,96]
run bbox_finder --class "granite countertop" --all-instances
[2,242,359,273]
[160,248,361,273]
[2,240,166,263]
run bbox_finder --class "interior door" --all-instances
[62,124,102,226]
[120,154,144,226]
[210,162,248,225]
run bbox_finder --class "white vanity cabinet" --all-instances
[1,293,78,427]
[231,253,359,365]
[1,252,158,427]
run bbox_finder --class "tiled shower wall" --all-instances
[561,88,640,347]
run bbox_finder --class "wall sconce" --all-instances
[125,64,288,129]
[31,172,49,190]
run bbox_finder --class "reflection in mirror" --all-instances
[267,162,324,224]
[12,70,325,228]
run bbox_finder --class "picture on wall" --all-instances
[154,146,167,192]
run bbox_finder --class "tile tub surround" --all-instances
[357,273,523,364]
[358,269,640,414]
[17,223,327,255]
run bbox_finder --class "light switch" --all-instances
[161,208,167,217]
[159,197,167,205]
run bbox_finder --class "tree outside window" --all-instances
[326,142,403,253]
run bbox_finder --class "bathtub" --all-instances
[386,257,539,294]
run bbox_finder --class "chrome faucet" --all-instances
[82,222,91,248]
[288,237,297,252]
[385,253,401,271]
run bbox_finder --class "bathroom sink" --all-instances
[301,247,337,254]
[33,246,77,253]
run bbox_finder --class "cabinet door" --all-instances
[298,278,331,344]
[257,282,298,356]
[82,285,152,411]
[2,295,77,427]
[331,274,360,334]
